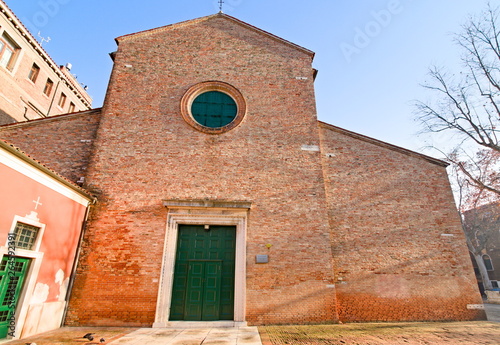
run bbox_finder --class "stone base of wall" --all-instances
[21,301,66,338]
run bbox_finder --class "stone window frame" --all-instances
[43,78,54,96]
[483,254,494,271]
[57,92,67,109]
[180,81,246,135]
[28,63,40,83]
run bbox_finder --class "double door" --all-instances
[170,225,236,321]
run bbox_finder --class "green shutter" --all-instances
[191,91,237,128]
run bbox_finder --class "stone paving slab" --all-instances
[2,327,138,345]
[2,326,262,345]
[109,327,262,345]
[485,302,500,322]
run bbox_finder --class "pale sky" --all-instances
[4,0,493,154]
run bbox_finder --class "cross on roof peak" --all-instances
[218,0,224,13]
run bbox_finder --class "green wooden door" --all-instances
[170,225,236,321]
[184,260,222,321]
[0,257,30,338]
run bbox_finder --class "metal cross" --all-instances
[33,197,43,210]
[218,0,224,13]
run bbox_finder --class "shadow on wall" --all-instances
[0,109,16,126]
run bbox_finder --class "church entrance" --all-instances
[169,225,236,321]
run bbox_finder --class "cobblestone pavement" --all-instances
[260,322,500,345]
[260,304,500,345]
[3,304,500,345]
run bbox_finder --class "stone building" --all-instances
[463,202,500,294]
[0,13,485,331]
[0,0,92,125]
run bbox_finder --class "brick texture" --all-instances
[0,109,101,183]
[0,13,484,327]
[65,15,338,326]
[319,122,485,322]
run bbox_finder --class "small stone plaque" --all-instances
[256,255,269,264]
[467,304,485,310]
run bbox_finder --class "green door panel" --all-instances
[170,225,235,321]
[184,261,204,320]
[0,257,30,338]
[201,261,222,321]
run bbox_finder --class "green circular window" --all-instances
[191,91,237,128]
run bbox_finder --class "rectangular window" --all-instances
[492,281,499,288]
[13,222,40,250]
[28,63,40,83]
[43,78,53,96]
[58,92,67,108]
[0,33,20,70]
[68,102,75,113]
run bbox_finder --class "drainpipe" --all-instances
[23,107,29,121]
[60,199,94,326]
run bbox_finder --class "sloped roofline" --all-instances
[0,140,94,201]
[0,108,102,130]
[115,13,315,58]
[318,121,449,167]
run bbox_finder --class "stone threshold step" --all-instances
[154,321,248,329]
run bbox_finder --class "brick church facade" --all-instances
[0,13,485,327]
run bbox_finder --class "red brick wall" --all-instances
[319,123,486,322]
[0,109,101,183]
[65,15,338,326]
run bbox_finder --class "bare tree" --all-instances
[452,163,498,291]
[461,198,500,292]
[415,3,500,199]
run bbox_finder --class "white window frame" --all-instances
[0,32,20,71]
[7,215,46,252]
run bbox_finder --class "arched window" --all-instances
[483,254,494,271]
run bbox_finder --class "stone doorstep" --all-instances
[160,321,248,328]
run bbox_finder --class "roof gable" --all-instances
[0,140,93,201]
[318,121,449,167]
[115,13,314,58]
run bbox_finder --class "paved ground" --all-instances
[3,326,262,345]
[110,327,262,345]
[485,302,500,322]
[260,322,500,345]
[4,304,500,345]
